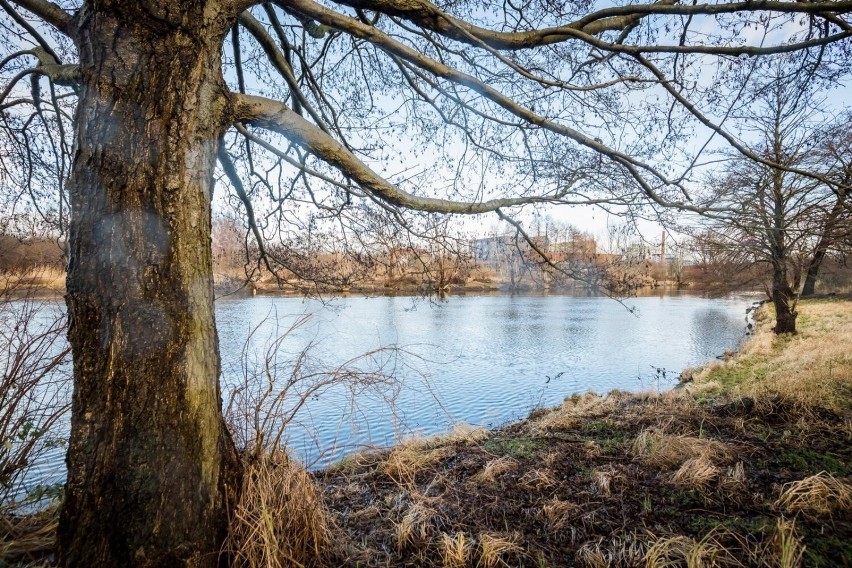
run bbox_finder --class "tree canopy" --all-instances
[1,0,850,565]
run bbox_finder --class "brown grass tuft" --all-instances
[575,533,647,568]
[755,518,805,568]
[440,532,470,568]
[591,467,619,496]
[774,471,852,516]
[541,497,577,530]
[670,455,721,489]
[473,456,518,484]
[477,532,522,568]
[518,468,557,490]
[531,392,622,432]
[383,444,454,483]
[395,500,438,550]
[225,452,332,568]
[644,531,744,568]
[632,428,733,468]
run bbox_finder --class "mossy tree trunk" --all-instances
[58,2,241,566]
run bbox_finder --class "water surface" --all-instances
[18,292,753,497]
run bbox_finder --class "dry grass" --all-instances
[518,468,557,489]
[541,497,577,530]
[439,424,490,445]
[575,533,647,568]
[440,532,470,568]
[381,424,487,484]
[0,505,58,566]
[632,429,733,469]
[763,518,805,568]
[644,531,744,568]
[641,518,807,568]
[473,456,518,483]
[383,444,454,483]
[477,533,521,568]
[395,500,438,550]
[774,471,852,516]
[225,452,332,568]
[671,455,722,489]
[531,391,623,431]
[591,467,619,496]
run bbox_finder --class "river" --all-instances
[15,291,755,499]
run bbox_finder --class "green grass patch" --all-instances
[577,419,627,453]
[701,354,772,391]
[803,530,852,568]
[764,447,849,476]
[481,436,546,460]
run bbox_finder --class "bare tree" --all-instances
[696,65,845,333]
[0,0,850,564]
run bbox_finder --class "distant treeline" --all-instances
[0,235,64,272]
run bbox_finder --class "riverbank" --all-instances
[295,297,850,567]
[3,298,850,567]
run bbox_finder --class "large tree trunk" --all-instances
[58,3,240,566]
[771,265,797,334]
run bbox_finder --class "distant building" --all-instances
[472,234,549,269]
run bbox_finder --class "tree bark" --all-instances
[58,3,240,566]
[771,265,797,334]
[802,195,846,297]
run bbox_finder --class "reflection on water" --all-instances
[217,293,753,467]
[20,292,753,495]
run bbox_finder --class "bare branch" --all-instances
[261,0,852,51]
[6,0,74,37]
[231,93,584,214]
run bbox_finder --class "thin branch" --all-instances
[6,0,73,38]
[231,93,583,214]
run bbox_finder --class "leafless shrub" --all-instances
[0,272,70,508]
[223,313,420,466]
[222,312,431,566]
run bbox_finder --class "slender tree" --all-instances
[0,0,850,565]
[697,66,846,333]
[801,117,852,296]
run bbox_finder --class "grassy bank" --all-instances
[297,297,850,567]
